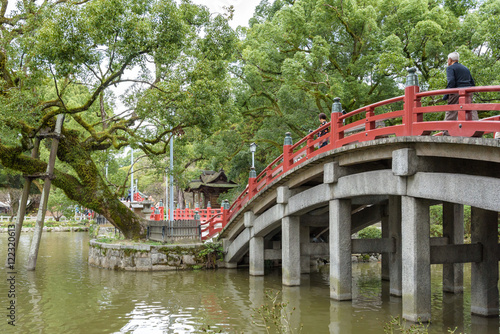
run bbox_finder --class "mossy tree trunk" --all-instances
[0,129,145,239]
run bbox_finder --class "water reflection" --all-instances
[0,233,499,333]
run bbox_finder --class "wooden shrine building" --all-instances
[185,169,238,209]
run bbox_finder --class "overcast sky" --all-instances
[191,0,262,28]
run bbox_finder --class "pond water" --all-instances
[0,232,499,333]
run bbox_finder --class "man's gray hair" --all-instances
[448,52,459,61]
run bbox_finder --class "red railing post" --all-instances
[458,89,476,121]
[403,68,420,136]
[248,176,256,197]
[265,166,273,185]
[283,132,293,172]
[330,97,343,149]
[366,106,375,131]
[249,168,257,198]
[221,199,230,228]
[307,133,314,155]
[207,201,212,220]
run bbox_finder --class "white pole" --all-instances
[130,148,134,202]
[165,168,168,220]
[169,137,174,221]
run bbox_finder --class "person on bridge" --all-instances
[442,52,478,131]
[317,113,329,148]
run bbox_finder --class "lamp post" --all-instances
[249,142,257,178]
[169,137,174,221]
[130,147,134,203]
[167,168,170,220]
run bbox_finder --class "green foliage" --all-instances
[383,315,458,333]
[47,187,78,221]
[197,241,224,269]
[96,237,113,243]
[252,289,303,334]
[197,0,500,190]
[0,219,86,228]
[0,0,237,238]
[429,205,473,238]
[89,223,100,239]
[383,316,430,333]
[358,226,382,239]
[358,254,371,262]
[430,223,443,238]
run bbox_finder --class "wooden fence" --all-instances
[147,220,201,243]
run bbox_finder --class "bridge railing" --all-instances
[220,68,500,235]
[413,86,500,136]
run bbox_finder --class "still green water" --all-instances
[0,232,499,333]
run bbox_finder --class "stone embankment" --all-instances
[88,240,214,271]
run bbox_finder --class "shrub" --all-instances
[358,226,381,239]
[430,224,443,237]
[197,242,224,269]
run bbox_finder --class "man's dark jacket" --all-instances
[443,62,475,100]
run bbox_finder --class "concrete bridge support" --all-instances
[249,235,264,276]
[329,199,352,301]
[389,195,402,297]
[381,215,390,281]
[300,225,310,274]
[442,202,464,294]
[282,216,301,286]
[471,207,499,317]
[402,196,431,322]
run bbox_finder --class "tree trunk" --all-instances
[0,132,146,239]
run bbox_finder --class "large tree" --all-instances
[0,0,235,238]
[205,0,500,186]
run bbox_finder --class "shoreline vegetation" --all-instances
[0,219,88,232]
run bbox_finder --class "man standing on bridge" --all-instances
[442,52,478,134]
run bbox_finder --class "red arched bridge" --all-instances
[160,69,500,322]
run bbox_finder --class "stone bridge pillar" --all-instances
[402,196,431,322]
[471,207,499,317]
[249,236,264,276]
[282,216,301,286]
[381,215,390,281]
[246,211,265,276]
[442,202,464,294]
[389,195,402,297]
[300,225,310,274]
[329,198,352,300]
[279,186,302,286]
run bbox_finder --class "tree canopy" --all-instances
[206,0,500,184]
[0,0,236,238]
[1,0,499,238]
